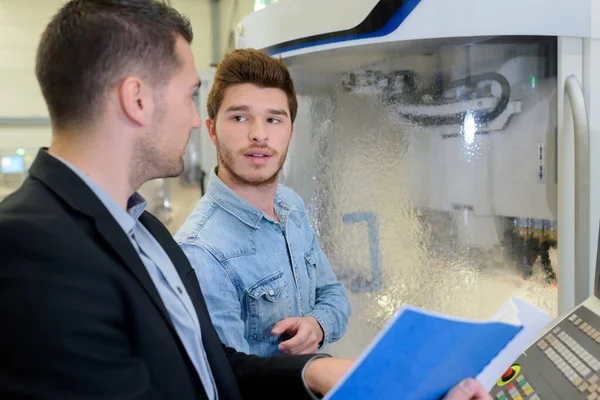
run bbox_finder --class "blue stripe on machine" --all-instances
[265,0,422,56]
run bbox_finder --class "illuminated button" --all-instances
[554,327,562,334]
[495,392,507,400]
[581,383,591,392]
[571,314,579,322]
[507,387,521,400]
[576,318,583,326]
[537,340,548,350]
[588,393,598,400]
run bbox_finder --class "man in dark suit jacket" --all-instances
[0,1,490,399]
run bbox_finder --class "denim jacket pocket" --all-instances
[246,270,292,344]
[304,247,318,308]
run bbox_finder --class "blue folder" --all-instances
[327,308,523,400]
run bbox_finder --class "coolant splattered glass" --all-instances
[280,38,559,359]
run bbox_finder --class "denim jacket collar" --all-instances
[207,167,299,229]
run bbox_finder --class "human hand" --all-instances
[443,378,492,400]
[303,357,355,396]
[271,316,324,355]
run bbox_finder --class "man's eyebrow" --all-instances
[223,105,289,117]
[268,108,288,117]
[224,105,250,113]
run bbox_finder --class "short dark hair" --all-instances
[36,0,193,130]
[207,49,298,123]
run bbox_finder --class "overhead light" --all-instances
[463,113,476,144]
[16,148,25,156]
[254,0,279,12]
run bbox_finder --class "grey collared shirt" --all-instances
[51,154,218,399]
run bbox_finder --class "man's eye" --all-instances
[233,116,248,122]
[267,118,280,124]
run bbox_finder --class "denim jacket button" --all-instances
[268,289,275,296]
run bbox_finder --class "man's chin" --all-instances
[161,161,185,179]
[238,172,279,186]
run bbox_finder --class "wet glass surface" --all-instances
[280,37,559,358]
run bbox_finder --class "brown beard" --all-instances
[215,131,288,187]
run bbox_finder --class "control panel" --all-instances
[491,305,600,399]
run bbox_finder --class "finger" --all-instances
[283,336,318,355]
[292,342,319,355]
[443,378,491,400]
[278,327,310,352]
[271,318,298,335]
[283,328,320,355]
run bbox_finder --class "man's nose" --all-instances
[191,108,202,129]
[248,120,268,144]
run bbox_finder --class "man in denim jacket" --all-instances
[175,49,351,357]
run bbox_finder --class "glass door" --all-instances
[280,36,559,358]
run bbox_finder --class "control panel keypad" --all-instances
[492,307,600,399]
[531,312,600,398]
[494,373,539,400]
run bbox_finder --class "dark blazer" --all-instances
[0,149,315,400]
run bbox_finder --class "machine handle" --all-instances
[564,75,590,306]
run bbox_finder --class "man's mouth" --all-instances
[246,154,270,158]
[244,148,274,157]
[244,149,274,164]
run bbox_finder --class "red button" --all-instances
[502,368,513,379]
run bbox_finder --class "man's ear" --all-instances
[206,118,217,145]
[119,76,152,126]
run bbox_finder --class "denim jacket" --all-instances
[175,168,351,357]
